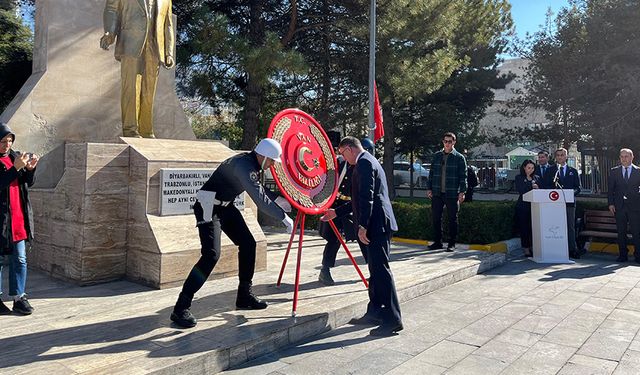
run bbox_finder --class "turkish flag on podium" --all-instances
[373,81,384,142]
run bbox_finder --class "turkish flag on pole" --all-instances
[373,81,384,142]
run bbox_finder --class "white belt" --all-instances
[214,198,233,207]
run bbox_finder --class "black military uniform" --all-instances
[172,151,287,327]
[318,157,358,285]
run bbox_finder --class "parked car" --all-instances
[393,161,429,188]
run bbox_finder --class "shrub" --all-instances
[393,200,517,244]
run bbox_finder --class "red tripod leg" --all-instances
[276,211,302,287]
[328,219,369,288]
[292,214,306,317]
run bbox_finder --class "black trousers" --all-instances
[358,231,401,325]
[176,201,256,310]
[516,202,532,248]
[615,206,640,259]
[431,193,460,245]
[465,188,474,202]
[319,212,357,268]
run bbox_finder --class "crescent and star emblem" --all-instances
[298,146,320,172]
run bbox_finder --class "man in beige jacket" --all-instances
[100,0,175,138]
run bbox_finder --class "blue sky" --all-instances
[505,0,570,57]
[509,0,570,38]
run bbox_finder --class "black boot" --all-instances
[318,267,335,286]
[170,309,197,328]
[170,292,197,328]
[236,281,268,310]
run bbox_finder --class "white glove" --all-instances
[282,215,294,234]
[275,196,292,212]
[196,190,216,223]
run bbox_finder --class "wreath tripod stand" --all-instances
[276,210,369,317]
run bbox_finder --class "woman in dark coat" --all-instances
[0,123,38,315]
[515,159,541,257]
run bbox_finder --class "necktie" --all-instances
[560,166,565,179]
[541,166,546,175]
[625,167,629,181]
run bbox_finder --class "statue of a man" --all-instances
[100,0,175,138]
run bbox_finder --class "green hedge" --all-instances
[392,200,517,244]
[258,197,607,244]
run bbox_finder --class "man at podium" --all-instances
[543,148,581,258]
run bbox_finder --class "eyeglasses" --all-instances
[443,139,454,144]
[338,146,351,156]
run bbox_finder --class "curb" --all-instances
[393,236,522,255]
[585,241,628,255]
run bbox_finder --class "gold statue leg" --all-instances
[120,56,142,138]
[138,41,161,139]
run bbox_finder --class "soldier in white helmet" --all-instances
[171,138,294,328]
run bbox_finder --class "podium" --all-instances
[523,189,575,264]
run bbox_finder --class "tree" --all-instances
[504,0,640,153]
[174,1,311,149]
[374,0,513,194]
[502,3,588,149]
[0,0,32,113]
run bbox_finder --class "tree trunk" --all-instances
[240,0,265,150]
[316,0,331,127]
[382,102,395,198]
[241,78,262,150]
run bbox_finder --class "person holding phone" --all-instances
[0,122,38,315]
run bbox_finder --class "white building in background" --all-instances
[470,58,551,168]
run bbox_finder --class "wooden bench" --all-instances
[578,210,631,250]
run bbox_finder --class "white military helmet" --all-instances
[255,138,282,162]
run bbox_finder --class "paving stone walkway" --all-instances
[222,256,640,375]
[0,232,503,374]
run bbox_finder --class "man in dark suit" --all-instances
[322,137,402,336]
[607,148,640,263]
[535,150,552,181]
[543,148,582,258]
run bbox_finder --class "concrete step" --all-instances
[0,232,505,375]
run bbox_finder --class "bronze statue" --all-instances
[100,0,176,138]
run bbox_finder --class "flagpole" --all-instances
[368,0,376,155]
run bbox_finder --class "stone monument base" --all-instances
[29,139,266,289]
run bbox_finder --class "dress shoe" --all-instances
[349,314,382,326]
[446,244,455,252]
[122,130,141,138]
[616,256,628,262]
[170,308,197,328]
[370,322,404,336]
[318,268,335,286]
[427,242,443,251]
[569,251,580,259]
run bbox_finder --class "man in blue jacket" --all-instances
[426,132,468,252]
